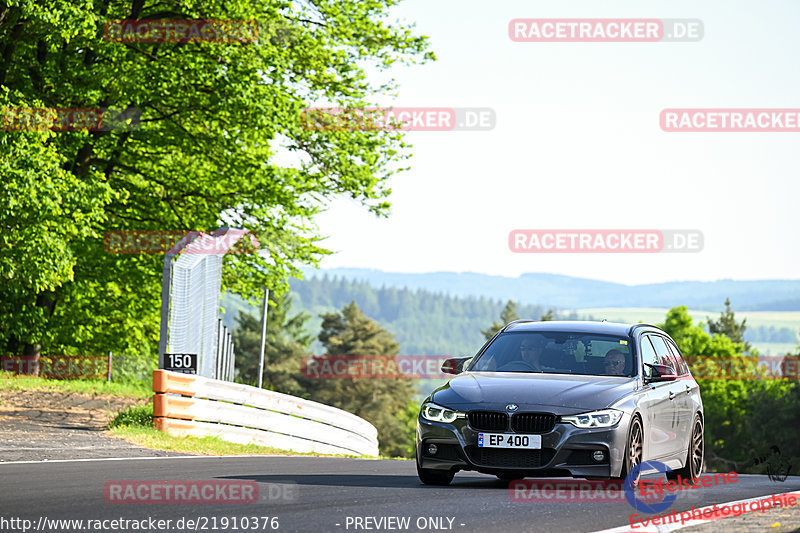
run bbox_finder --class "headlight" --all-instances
[420,402,466,423]
[561,409,623,428]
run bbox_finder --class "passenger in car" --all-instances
[604,349,627,376]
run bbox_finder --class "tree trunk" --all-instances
[20,291,57,375]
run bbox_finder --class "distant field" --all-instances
[574,308,799,355]
[750,342,799,356]
[574,307,800,331]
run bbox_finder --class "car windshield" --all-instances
[469,332,634,376]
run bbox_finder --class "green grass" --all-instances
[110,403,154,427]
[0,373,151,398]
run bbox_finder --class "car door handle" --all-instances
[669,391,675,400]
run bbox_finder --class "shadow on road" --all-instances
[220,473,511,490]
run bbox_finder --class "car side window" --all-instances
[649,335,675,371]
[665,339,689,375]
[639,335,659,377]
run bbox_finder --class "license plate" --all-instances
[478,433,541,449]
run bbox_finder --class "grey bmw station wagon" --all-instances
[416,321,704,485]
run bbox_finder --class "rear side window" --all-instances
[649,335,677,372]
[665,339,689,375]
[639,336,659,377]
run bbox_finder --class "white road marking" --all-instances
[0,454,294,465]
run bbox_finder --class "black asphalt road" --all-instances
[0,456,798,533]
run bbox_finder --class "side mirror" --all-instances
[441,357,471,375]
[645,363,677,382]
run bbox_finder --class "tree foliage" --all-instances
[306,301,416,457]
[481,300,556,340]
[231,290,312,395]
[481,299,519,340]
[707,298,752,352]
[0,0,432,358]
[660,304,797,473]
[661,305,745,359]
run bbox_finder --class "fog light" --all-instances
[592,450,606,462]
[427,443,438,456]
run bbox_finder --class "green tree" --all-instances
[482,299,520,340]
[397,399,421,458]
[659,306,798,473]
[539,308,555,321]
[231,291,311,395]
[743,382,800,473]
[307,302,416,457]
[707,298,752,352]
[661,306,744,358]
[0,1,432,361]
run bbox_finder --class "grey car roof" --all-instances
[502,320,663,337]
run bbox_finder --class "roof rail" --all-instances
[501,319,537,333]
[629,323,666,334]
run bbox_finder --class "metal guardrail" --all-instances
[152,370,379,456]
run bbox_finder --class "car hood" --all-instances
[430,372,637,414]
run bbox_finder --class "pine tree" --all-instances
[707,298,751,352]
[231,291,312,396]
[481,300,521,340]
[307,302,416,457]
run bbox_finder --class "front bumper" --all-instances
[416,412,631,478]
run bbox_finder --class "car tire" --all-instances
[416,458,455,486]
[615,415,643,484]
[666,415,704,480]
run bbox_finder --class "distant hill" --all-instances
[300,268,800,311]
[221,276,569,356]
[220,270,800,358]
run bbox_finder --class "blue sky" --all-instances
[311,0,800,285]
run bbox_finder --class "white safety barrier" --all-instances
[153,370,379,456]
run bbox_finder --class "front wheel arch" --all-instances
[615,413,644,480]
[667,413,704,480]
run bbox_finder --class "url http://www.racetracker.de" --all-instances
[0,515,281,532]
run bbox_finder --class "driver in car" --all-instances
[519,336,555,372]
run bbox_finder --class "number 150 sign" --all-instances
[164,353,198,374]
